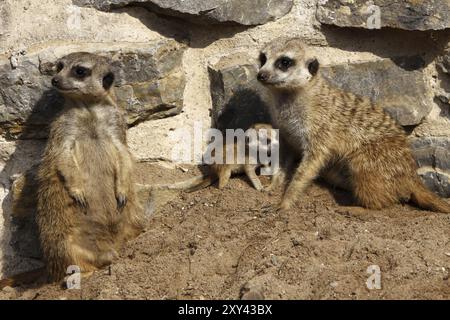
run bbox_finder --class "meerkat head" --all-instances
[51,52,115,101]
[257,38,319,91]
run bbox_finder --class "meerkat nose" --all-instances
[257,71,269,83]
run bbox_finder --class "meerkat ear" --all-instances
[307,58,319,76]
[102,72,115,90]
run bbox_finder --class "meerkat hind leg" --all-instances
[69,240,117,274]
[349,153,398,210]
[244,165,264,191]
[218,167,232,189]
[265,167,286,192]
[321,162,352,192]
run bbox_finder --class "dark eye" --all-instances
[56,62,64,73]
[259,53,267,66]
[276,57,294,71]
[73,66,90,78]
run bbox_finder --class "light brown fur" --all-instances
[258,38,450,213]
[37,52,145,281]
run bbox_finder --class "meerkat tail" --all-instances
[0,267,47,289]
[183,175,217,192]
[140,175,217,193]
[410,179,450,213]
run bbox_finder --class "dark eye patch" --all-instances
[72,66,91,79]
[275,56,295,71]
[259,53,267,67]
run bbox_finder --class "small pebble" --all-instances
[2,286,16,293]
[241,290,265,300]
[270,254,279,266]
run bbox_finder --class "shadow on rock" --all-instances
[0,89,64,277]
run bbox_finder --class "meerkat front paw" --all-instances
[69,188,88,209]
[253,183,264,192]
[263,184,276,193]
[98,249,119,267]
[278,198,293,212]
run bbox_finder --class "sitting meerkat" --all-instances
[257,38,450,213]
[36,52,146,281]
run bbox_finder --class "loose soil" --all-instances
[1,163,449,300]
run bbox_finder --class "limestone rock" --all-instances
[74,0,294,26]
[0,2,10,45]
[417,170,450,198]
[437,48,450,74]
[411,137,450,197]
[321,58,431,126]
[0,40,186,140]
[317,0,450,31]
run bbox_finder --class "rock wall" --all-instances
[0,0,449,277]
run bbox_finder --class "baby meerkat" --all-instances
[160,123,280,192]
[211,123,279,191]
[37,52,145,281]
[257,38,450,213]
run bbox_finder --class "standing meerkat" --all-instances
[257,38,450,213]
[36,52,145,281]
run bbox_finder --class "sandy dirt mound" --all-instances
[1,163,449,300]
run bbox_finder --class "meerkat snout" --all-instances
[257,70,270,83]
[51,76,60,88]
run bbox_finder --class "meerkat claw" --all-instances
[277,204,289,213]
[71,192,88,209]
[116,194,127,209]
